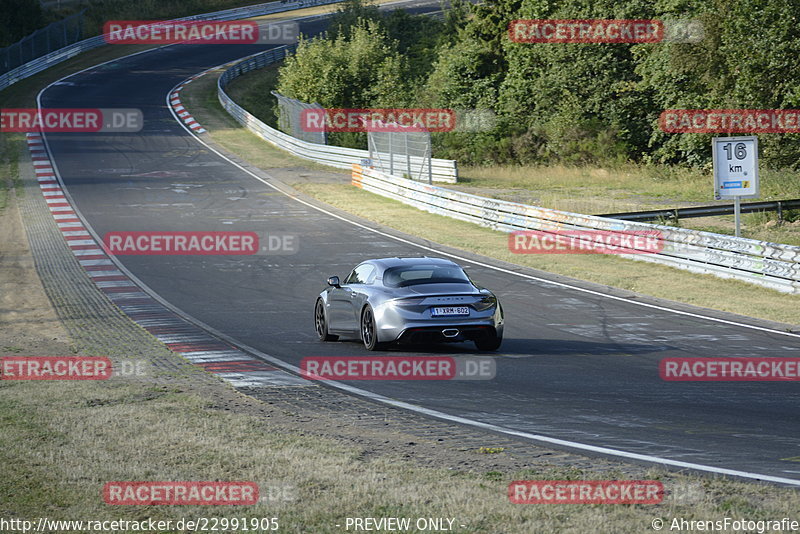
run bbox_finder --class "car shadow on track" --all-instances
[326,337,674,356]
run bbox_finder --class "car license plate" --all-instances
[431,306,469,316]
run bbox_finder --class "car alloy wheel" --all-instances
[315,299,337,341]
[361,306,382,351]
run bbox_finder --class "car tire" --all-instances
[474,334,502,351]
[315,298,338,341]
[361,305,384,351]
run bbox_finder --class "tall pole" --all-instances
[734,196,741,237]
[405,134,410,179]
[427,141,432,185]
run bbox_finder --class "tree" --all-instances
[277,19,409,108]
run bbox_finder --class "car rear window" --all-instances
[383,265,471,287]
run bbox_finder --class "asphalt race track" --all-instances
[37,3,800,485]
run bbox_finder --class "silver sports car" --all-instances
[314,257,504,351]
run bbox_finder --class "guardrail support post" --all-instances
[734,196,742,237]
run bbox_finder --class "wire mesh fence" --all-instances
[1,10,85,75]
[219,49,457,182]
[367,120,433,184]
[270,90,326,145]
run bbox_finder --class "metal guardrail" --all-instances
[603,199,800,222]
[352,164,800,294]
[217,46,459,183]
[22,0,795,292]
[0,0,343,91]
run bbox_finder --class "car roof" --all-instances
[361,257,460,271]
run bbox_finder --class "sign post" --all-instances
[712,136,759,237]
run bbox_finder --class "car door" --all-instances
[328,264,375,333]
[345,264,376,329]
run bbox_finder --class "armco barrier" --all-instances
[0,0,343,91]
[217,45,458,183]
[352,164,800,294]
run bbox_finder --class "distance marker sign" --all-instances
[712,136,759,199]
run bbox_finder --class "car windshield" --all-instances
[382,265,471,287]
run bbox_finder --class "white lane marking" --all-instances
[161,56,800,486]
[168,91,800,340]
[35,4,800,486]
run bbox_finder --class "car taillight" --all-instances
[391,297,426,307]
[473,295,497,311]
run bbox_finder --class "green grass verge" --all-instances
[295,182,800,324]
[4,378,799,533]
[456,164,800,245]
[223,59,800,246]
[0,133,23,211]
[185,67,800,326]
[2,7,799,531]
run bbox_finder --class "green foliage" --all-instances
[424,0,660,165]
[277,20,410,108]
[383,9,447,82]
[327,0,382,40]
[276,19,412,149]
[635,0,800,169]
[276,0,800,172]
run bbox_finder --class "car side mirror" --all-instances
[327,276,340,288]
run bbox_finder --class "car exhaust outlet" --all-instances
[442,328,460,338]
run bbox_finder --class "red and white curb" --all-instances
[168,59,245,135]
[169,73,207,134]
[26,132,306,388]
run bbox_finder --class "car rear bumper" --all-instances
[373,301,504,344]
[395,324,500,345]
